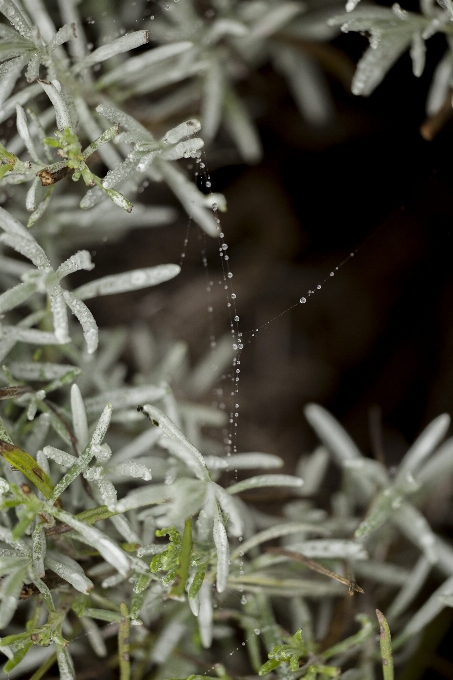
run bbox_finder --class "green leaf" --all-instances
[43,136,61,148]
[0,142,17,164]
[188,559,209,600]
[170,517,192,597]
[4,640,33,672]
[76,504,119,525]
[0,439,54,498]
[258,658,281,675]
[0,163,14,178]
[103,186,133,213]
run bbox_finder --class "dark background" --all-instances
[93,21,453,473]
[82,14,453,678]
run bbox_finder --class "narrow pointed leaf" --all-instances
[38,80,72,130]
[0,564,28,627]
[396,414,450,482]
[74,264,180,300]
[226,474,303,495]
[0,232,50,268]
[0,439,54,497]
[63,290,98,354]
[75,30,149,71]
[51,506,129,577]
[56,250,94,280]
[213,501,229,593]
[71,384,88,452]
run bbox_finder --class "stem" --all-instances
[119,601,131,680]
[376,610,394,680]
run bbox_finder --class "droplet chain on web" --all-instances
[242,250,358,341]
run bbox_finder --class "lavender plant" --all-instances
[330,0,453,138]
[0,1,453,680]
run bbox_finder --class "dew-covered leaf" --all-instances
[352,32,413,96]
[159,137,204,161]
[84,384,166,416]
[0,0,32,38]
[0,231,50,269]
[213,500,229,593]
[115,483,172,512]
[74,264,180,300]
[49,285,70,344]
[163,119,201,145]
[159,436,208,481]
[288,540,368,560]
[56,250,94,280]
[75,30,149,70]
[231,522,329,561]
[16,103,40,163]
[55,641,75,680]
[106,461,152,481]
[157,161,221,237]
[71,384,88,452]
[50,404,112,500]
[43,445,77,467]
[27,185,54,227]
[32,523,45,578]
[97,41,193,88]
[81,125,119,161]
[0,281,36,313]
[50,506,129,577]
[38,80,72,130]
[140,404,210,481]
[95,102,150,137]
[63,290,98,354]
[227,474,303,495]
[204,452,283,470]
[49,22,77,49]
[213,482,243,536]
[0,205,35,239]
[198,580,213,647]
[0,564,28,627]
[8,360,80,382]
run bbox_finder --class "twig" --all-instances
[267,547,364,595]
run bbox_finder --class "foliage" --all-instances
[0,1,452,680]
[331,0,453,138]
